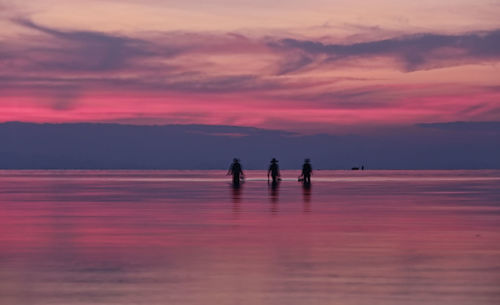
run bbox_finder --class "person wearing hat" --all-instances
[299,159,312,184]
[267,158,281,184]
[227,158,244,185]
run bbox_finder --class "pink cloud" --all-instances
[1,18,500,132]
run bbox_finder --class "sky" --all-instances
[1,0,500,134]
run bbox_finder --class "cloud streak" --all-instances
[276,30,500,71]
[11,18,163,72]
[1,17,500,131]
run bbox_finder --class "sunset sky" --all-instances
[1,0,500,133]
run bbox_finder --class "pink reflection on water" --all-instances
[0,170,500,305]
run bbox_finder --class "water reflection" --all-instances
[302,182,312,213]
[268,181,280,214]
[1,170,500,305]
[231,183,242,214]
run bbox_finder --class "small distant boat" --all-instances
[351,166,365,170]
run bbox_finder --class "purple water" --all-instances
[1,170,500,305]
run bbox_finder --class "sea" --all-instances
[1,170,499,305]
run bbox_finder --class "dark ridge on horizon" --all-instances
[417,121,500,131]
[0,121,499,170]
[2,121,291,134]
[1,121,296,140]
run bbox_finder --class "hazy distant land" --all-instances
[1,121,499,169]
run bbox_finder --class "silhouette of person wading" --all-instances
[227,158,244,186]
[299,158,312,184]
[267,158,281,184]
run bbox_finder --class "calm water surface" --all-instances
[1,170,500,305]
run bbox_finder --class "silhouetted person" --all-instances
[299,158,312,184]
[267,158,280,184]
[227,158,244,185]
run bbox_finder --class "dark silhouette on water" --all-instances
[302,182,312,213]
[267,158,281,184]
[269,180,279,213]
[227,158,244,185]
[231,182,242,201]
[231,183,242,215]
[299,158,312,184]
